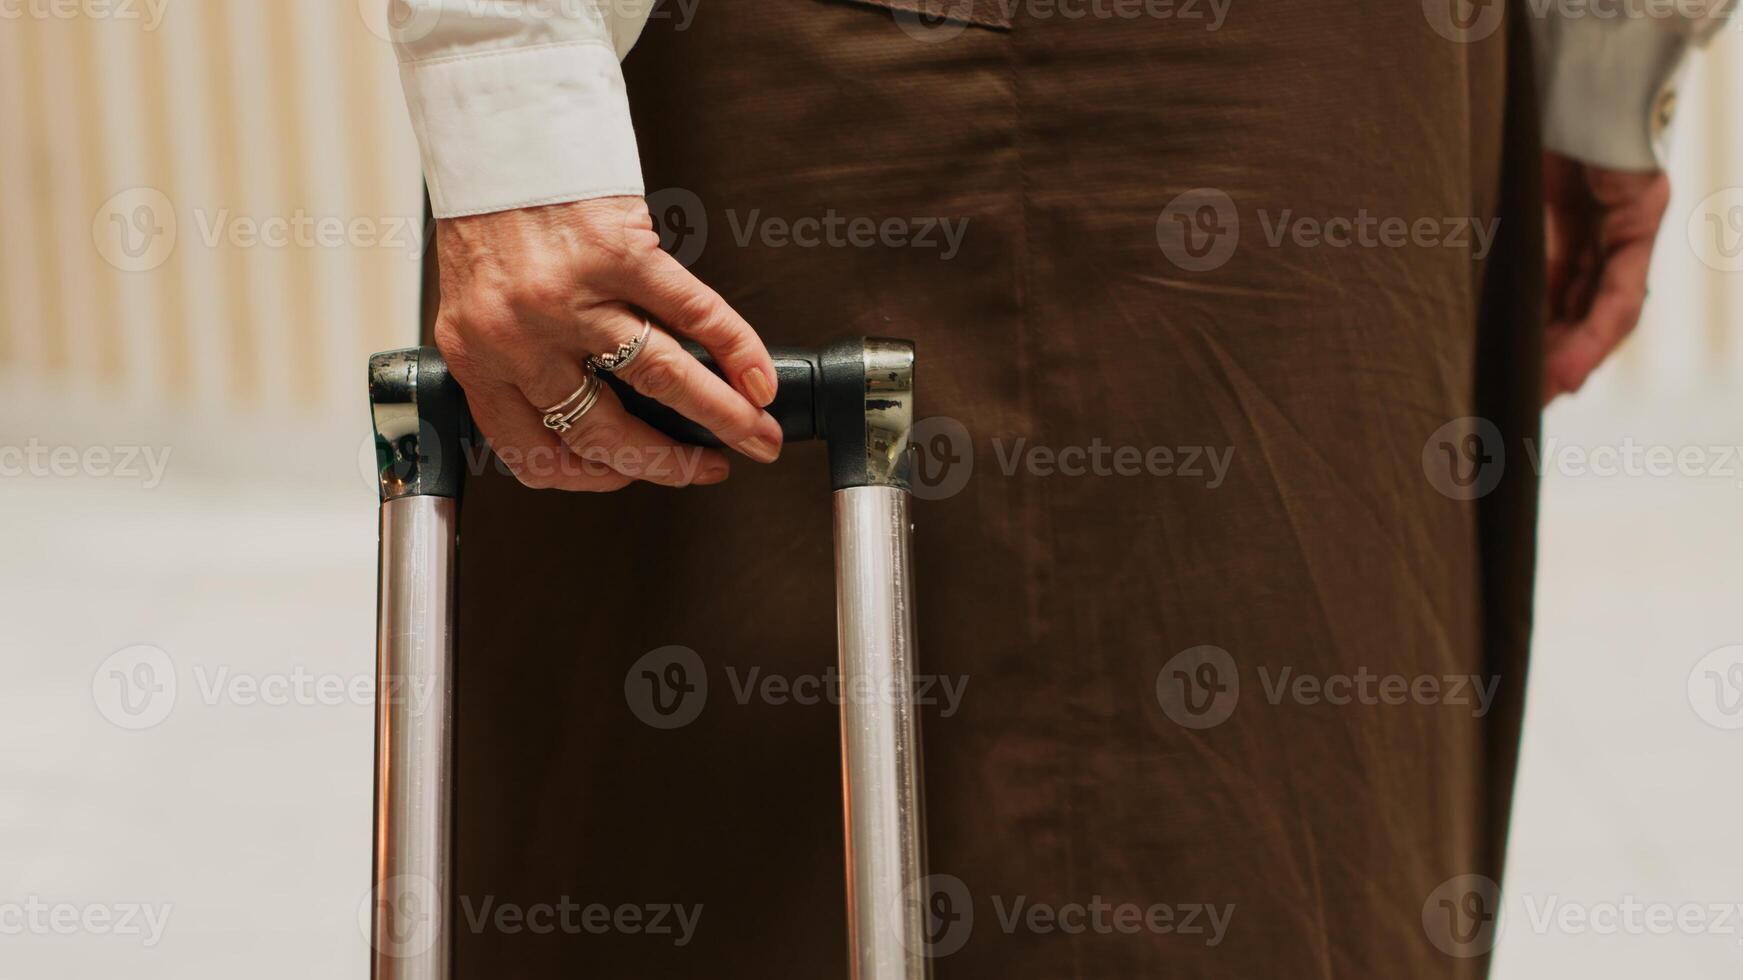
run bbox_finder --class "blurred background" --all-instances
[0,2,1738,976]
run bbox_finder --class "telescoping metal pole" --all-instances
[367,349,467,980]
[822,340,929,980]
[364,339,926,979]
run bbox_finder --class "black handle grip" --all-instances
[601,344,824,447]
[372,336,909,498]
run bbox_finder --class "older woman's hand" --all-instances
[1542,152,1672,404]
[432,196,784,491]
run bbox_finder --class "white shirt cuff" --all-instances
[1535,15,1694,171]
[399,40,645,219]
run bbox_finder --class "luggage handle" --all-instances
[371,338,912,498]
[368,338,928,980]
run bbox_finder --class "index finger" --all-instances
[623,249,780,409]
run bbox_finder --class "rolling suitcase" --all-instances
[365,338,930,980]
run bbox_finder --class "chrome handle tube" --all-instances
[835,485,927,980]
[370,495,457,980]
[831,337,928,980]
[368,348,463,980]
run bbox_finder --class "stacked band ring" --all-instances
[540,373,603,433]
[587,320,653,374]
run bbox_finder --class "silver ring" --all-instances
[540,372,603,434]
[587,320,653,374]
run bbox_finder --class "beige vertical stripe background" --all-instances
[0,0,422,420]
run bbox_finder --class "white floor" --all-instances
[1493,381,1743,978]
[0,370,1739,977]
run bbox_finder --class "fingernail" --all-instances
[742,367,777,407]
[738,436,780,464]
[697,460,730,485]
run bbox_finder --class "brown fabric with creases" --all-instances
[438,0,1544,976]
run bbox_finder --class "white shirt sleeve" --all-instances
[390,0,656,218]
[1532,4,1733,171]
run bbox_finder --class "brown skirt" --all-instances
[439,0,1545,975]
